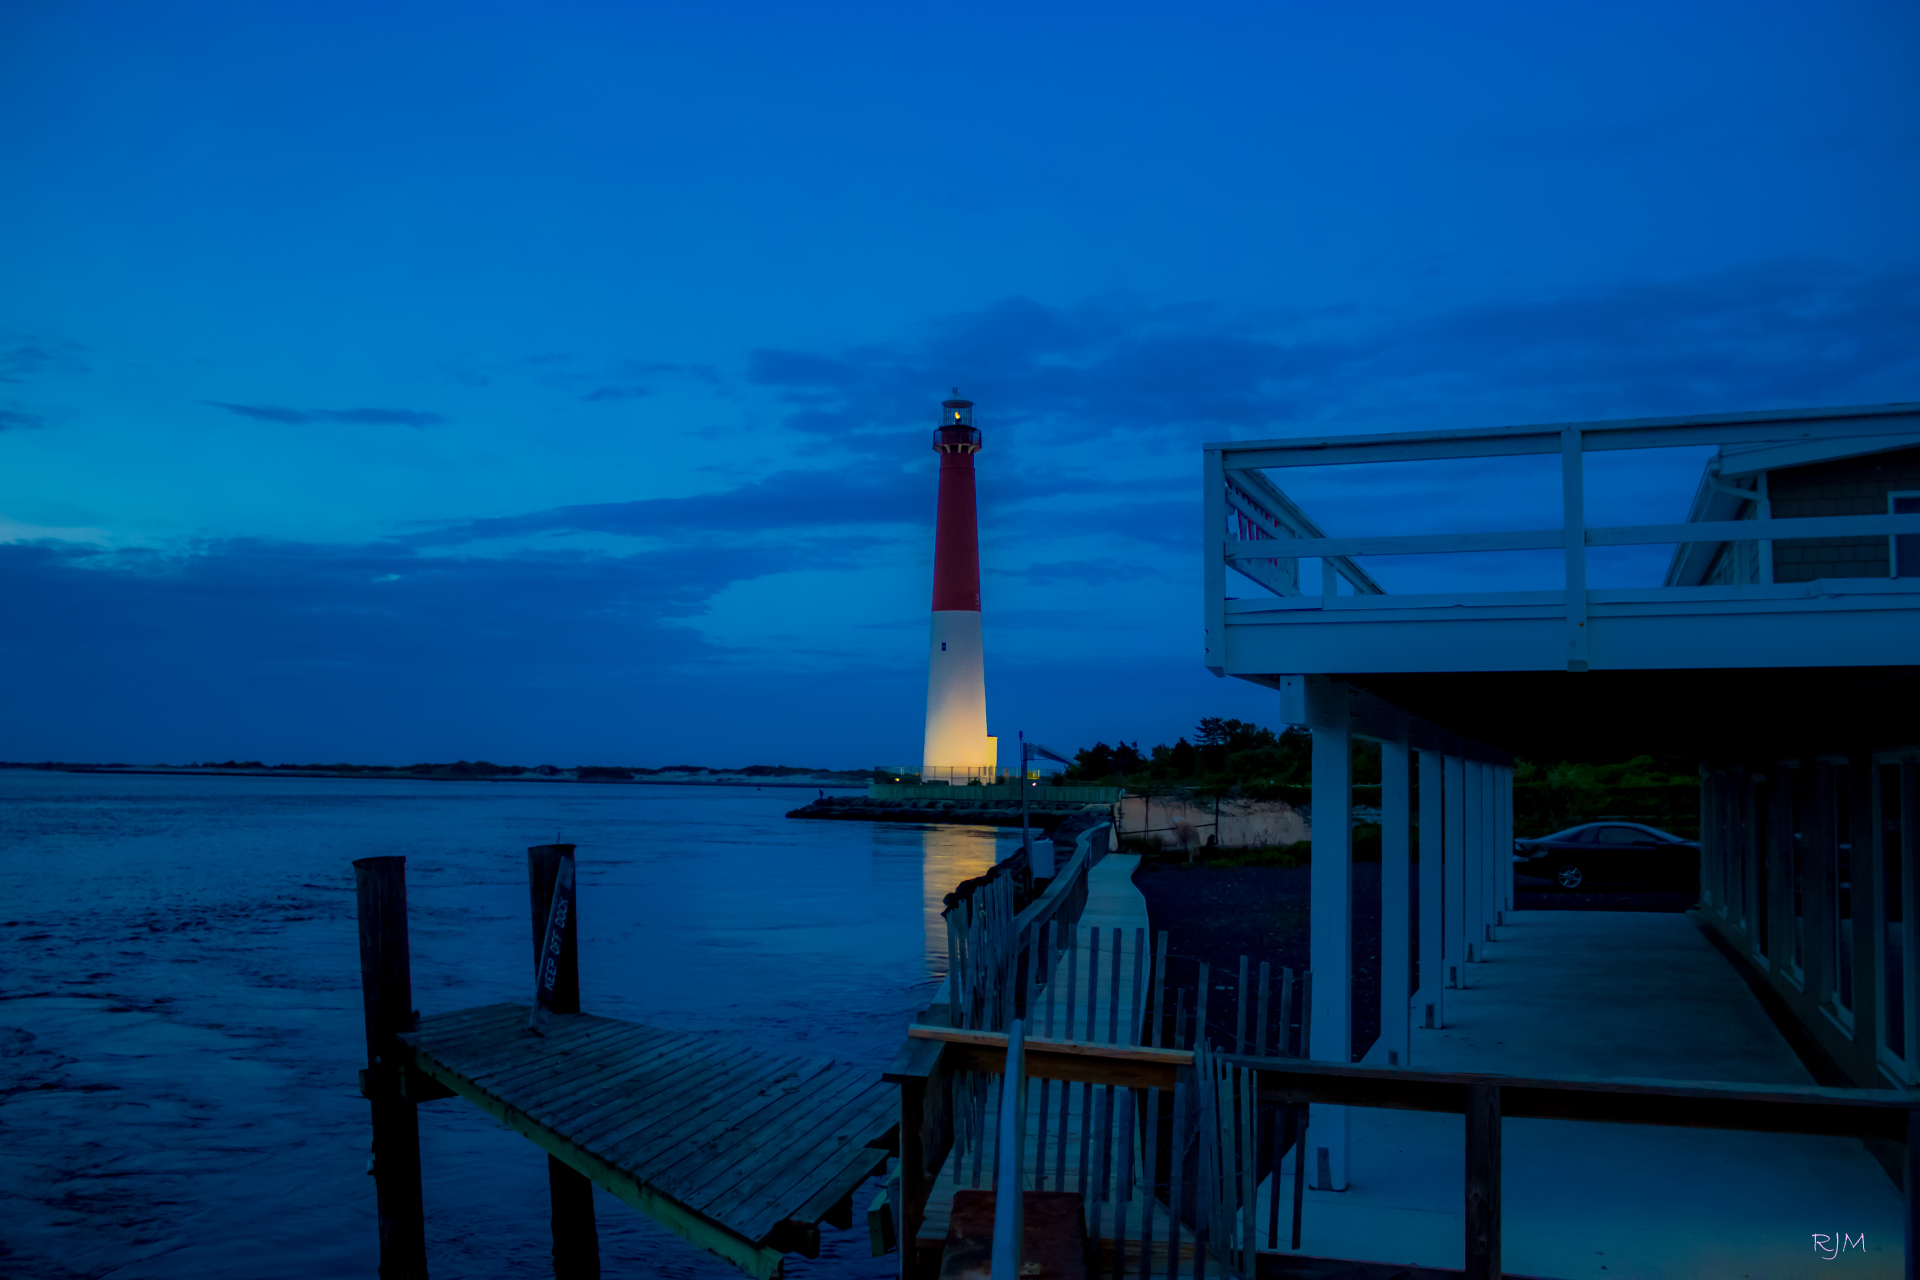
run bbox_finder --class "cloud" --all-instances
[0,336,86,384]
[745,261,1920,452]
[560,359,725,401]
[412,465,928,548]
[0,534,824,762]
[0,408,47,431]
[206,402,447,426]
[0,535,754,685]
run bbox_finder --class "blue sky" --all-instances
[2,1,1916,766]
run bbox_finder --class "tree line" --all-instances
[1060,718,1699,838]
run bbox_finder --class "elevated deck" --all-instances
[1259,911,1907,1277]
[399,1003,895,1279]
[1205,402,1920,686]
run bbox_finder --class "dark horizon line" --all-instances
[0,759,877,785]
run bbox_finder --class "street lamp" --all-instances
[1017,731,1072,878]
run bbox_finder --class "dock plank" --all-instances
[556,1040,766,1143]
[505,1024,694,1119]
[597,1053,825,1172]
[719,1081,897,1236]
[647,1060,860,1204]
[467,1021,662,1102]
[673,1066,877,1221]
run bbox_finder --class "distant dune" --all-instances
[0,760,876,787]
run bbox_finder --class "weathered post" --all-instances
[1465,1081,1502,1280]
[528,843,600,1279]
[355,856,429,1280]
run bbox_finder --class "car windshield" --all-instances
[1541,825,1596,842]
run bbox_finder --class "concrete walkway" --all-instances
[1265,910,1904,1279]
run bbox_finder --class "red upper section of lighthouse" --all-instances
[931,396,982,612]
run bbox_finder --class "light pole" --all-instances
[1018,733,1071,878]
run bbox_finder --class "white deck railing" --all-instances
[1204,402,1920,674]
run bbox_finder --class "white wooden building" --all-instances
[1201,401,1920,1189]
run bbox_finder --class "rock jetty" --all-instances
[787,794,1112,829]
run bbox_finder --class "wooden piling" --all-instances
[1465,1081,1501,1280]
[529,843,601,1279]
[354,855,429,1280]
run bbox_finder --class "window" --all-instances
[1894,493,1920,579]
[1595,826,1639,844]
[1753,778,1770,961]
[1879,761,1906,1069]
[1786,763,1806,982]
[1722,772,1748,929]
[1829,762,1855,1021]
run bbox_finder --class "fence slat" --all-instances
[1266,1098,1286,1250]
[1168,1072,1190,1280]
[1114,1085,1136,1280]
[1241,1065,1257,1275]
[1131,928,1147,1050]
[1235,957,1249,1055]
[1153,931,1170,1050]
[1277,968,1293,1058]
[1255,963,1271,1060]
[1139,1078,1161,1280]
[1195,962,1211,1054]
[1290,1106,1308,1250]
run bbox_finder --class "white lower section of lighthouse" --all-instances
[922,610,996,773]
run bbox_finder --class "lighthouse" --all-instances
[921,392,996,779]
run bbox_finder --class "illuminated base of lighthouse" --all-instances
[922,610,995,776]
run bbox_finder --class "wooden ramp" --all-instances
[399,1003,895,1279]
[917,853,1201,1273]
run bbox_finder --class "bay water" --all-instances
[0,771,1009,1278]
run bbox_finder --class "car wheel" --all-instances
[1555,863,1584,890]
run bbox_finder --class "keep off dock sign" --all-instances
[529,853,576,1032]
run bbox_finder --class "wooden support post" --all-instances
[1463,760,1482,963]
[1308,683,1352,1188]
[1418,750,1444,1030]
[528,844,600,1279]
[1380,738,1410,1067]
[1465,1082,1501,1280]
[885,1012,952,1280]
[1906,1107,1919,1280]
[354,856,429,1280]
[1445,756,1467,990]
[1498,764,1515,917]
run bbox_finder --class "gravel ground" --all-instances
[1133,859,1389,1063]
[1134,859,1695,1063]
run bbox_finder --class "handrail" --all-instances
[1211,401,1920,469]
[1207,402,1920,673]
[906,1025,1916,1139]
[1228,511,1920,561]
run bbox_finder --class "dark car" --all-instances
[1512,822,1699,890]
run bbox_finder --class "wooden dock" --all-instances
[354,849,899,1280]
[398,1003,894,1278]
